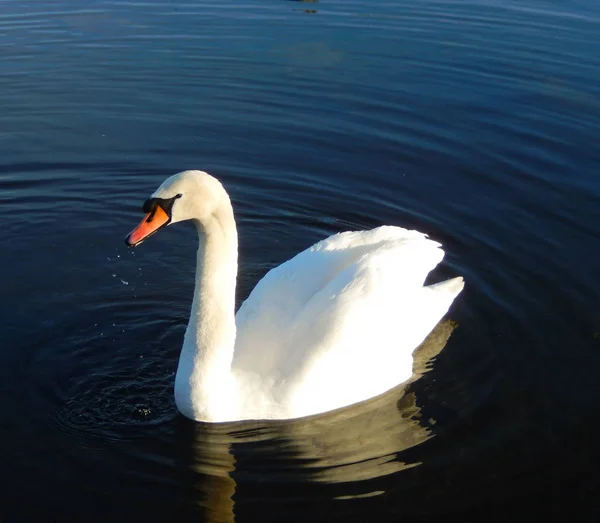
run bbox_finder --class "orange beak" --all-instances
[125,205,170,247]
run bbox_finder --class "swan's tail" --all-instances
[427,276,465,296]
[422,276,465,325]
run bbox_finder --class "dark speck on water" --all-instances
[1,0,599,522]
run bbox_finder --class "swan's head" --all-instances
[125,170,228,247]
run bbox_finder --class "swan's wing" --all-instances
[233,226,463,415]
[280,250,464,417]
[233,226,424,373]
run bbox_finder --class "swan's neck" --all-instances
[174,202,239,422]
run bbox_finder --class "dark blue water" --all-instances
[1,0,599,521]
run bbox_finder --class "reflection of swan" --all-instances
[181,320,458,520]
[125,170,464,422]
[271,319,458,486]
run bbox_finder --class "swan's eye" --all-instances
[142,199,156,214]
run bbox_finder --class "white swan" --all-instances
[125,170,464,422]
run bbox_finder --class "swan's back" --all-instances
[233,226,463,419]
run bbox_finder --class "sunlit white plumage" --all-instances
[132,170,464,422]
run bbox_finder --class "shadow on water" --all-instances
[173,321,457,523]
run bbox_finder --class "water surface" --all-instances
[1,0,599,521]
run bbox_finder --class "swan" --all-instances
[125,170,464,422]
